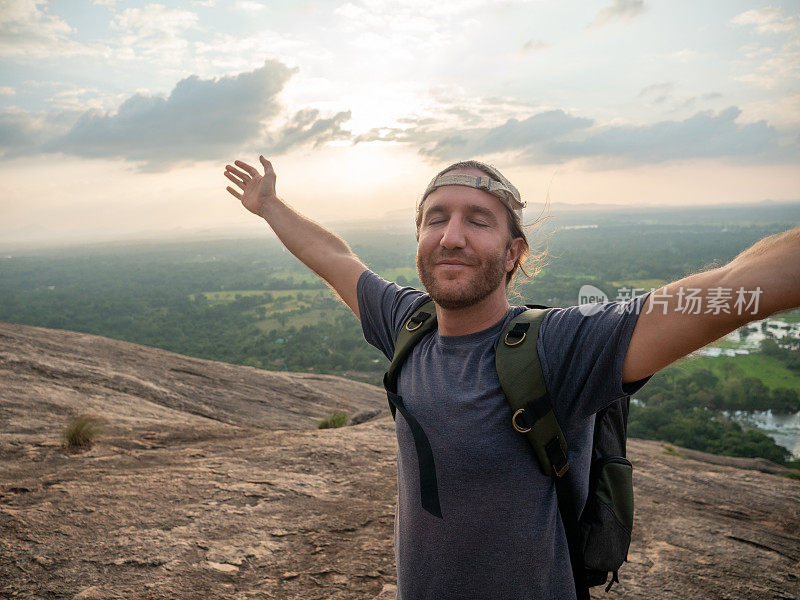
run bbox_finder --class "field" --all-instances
[679,353,800,390]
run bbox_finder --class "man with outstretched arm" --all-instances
[224,155,800,600]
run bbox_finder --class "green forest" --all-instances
[2,215,799,467]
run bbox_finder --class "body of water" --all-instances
[725,409,800,460]
[686,316,800,459]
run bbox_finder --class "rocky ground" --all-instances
[1,322,798,599]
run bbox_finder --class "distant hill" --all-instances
[0,322,798,599]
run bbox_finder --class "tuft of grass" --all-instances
[62,414,103,451]
[661,444,687,459]
[318,412,348,429]
[783,471,800,481]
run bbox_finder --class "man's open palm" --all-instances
[224,156,277,217]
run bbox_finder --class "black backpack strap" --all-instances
[382,299,442,518]
[495,307,590,600]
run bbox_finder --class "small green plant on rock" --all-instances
[63,414,103,451]
[661,444,686,459]
[318,411,348,429]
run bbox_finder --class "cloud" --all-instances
[588,0,647,28]
[550,106,795,164]
[638,83,722,112]
[0,0,85,58]
[639,82,673,103]
[733,38,800,89]
[355,109,594,160]
[740,93,800,129]
[638,82,673,97]
[0,0,217,74]
[521,39,550,52]
[265,108,352,154]
[109,3,199,61]
[110,4,199,37]
[233,1,266,12]
[356,105,797,167]
[731,6,800,35]
[0,107,81,155]
[730,9,799,89]
[331,0,540,65]
[0,60,353,171]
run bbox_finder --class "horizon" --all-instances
[2,197,799,253]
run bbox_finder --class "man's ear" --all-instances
[506,237,525,271]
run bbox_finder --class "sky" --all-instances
[0,0,799,245]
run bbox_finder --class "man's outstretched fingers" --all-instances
[225,165,246,181]
[234,160,259,177]
[226,186,243,200]
[224,170,245,189]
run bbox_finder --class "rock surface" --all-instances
[1,321,798,599]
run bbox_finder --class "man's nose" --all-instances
[440,218,467,249]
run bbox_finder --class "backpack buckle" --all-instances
[545,436,570,478]
[405,311,432,331]
[504,322,530,346]
[504,331,525,346]
[512,408,531,433]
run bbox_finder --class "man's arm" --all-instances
[622,225,800,383]
[224,156,368,319]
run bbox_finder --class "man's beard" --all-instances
[416,247,508,310]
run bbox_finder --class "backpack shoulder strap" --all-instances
[383,299,438,418]
[497,306,591,600]
[381,298,443,518]
[495,306,570,478]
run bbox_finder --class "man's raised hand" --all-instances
[224,156,278,217]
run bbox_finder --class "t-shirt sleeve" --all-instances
[356,269,430,361]
[538,290,654,422]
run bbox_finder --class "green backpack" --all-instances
[382,299,635,599]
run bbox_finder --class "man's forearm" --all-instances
[722,224,800,320]
[259,195,361,281]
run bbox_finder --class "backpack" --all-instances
[382,299,635,599]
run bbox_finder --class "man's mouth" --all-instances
[434,255,475,266]
[436,260,469,266]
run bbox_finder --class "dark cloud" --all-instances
[1,60,352,171]
[41,60,294,169]
[0,108,80,156]
[357,105,798,167]
[550,106,795,164]
[0,110,47,153]
[589,0,647,28]
[266,108,351,154]
[355,110,594,161]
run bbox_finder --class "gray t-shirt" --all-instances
[357,269,653,600]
